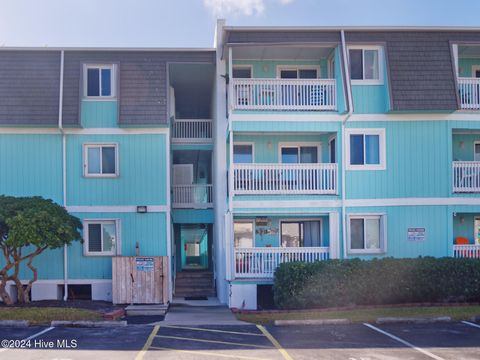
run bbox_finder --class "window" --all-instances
[277,66,319,79]
[233,144,253,163]
[280,144,319,164]
[83,144,119,177]
[281,220,322,247]
[84,64,116,98]
[346,129,385,170]
[232,66,252,78]
[348,47,383,84]
[234,221,254,248]
[348,215,386,254]
[329,137,336,164]
[475,142,480,161]
[84,220,119,256]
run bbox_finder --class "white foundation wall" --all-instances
[229,283,257,310]
[92,282,112,302]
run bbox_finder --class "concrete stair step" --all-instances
[125,304,169,316]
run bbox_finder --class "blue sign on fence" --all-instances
[136,257,154,272]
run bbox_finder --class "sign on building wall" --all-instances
[136,257,155,272]
[407,228,426,242]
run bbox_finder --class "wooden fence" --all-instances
[112,256,168,304]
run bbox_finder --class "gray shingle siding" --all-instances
[0,51,60,125]
[226,31,341,44]
[63,51,215,125]
[346,31,480,111]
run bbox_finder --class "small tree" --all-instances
[0,196,82,304]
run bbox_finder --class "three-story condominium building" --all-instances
[1,20,480,309]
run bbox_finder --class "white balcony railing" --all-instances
[234,247,330,279]
[233,163,337,195]
[458,78,480,110]
[172,184,213,208]
[172,119,212,143]
[452,161,480,193]
[453,244,480,258]
[231,78,336,111]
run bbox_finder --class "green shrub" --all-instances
[273,257,480,309]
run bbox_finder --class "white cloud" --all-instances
[203,0,294,16]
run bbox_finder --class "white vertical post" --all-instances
[228,47,233,121]
[329,212,340,259]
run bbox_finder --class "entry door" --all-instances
[475,218,480,245]
[475,143,480,161]
[181,224,209,270]
[279,68,319,106]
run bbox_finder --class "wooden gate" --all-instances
[112,256,168,304]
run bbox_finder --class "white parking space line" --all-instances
[363,323,445,360]
[0,326,55,353]
[461,321,480,329]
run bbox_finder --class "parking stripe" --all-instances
[364,323,445,360]
[155,334,274,348]
[0,326,54,353]
[256,325,294,360]
[462,320,480,329]
[134,325,160,360]
[162,325,264,336]
[150,346,272,360]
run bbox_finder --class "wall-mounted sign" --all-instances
[407,228,425,242]
[136,257,154,272]
[255,217,271,226]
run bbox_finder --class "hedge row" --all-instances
[273,257,480,309]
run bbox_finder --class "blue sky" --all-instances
[0,0,478,47]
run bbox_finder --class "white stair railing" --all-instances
[172,184,213,208]
[172,119,212,143]
[233,163,337,195]
[453,244,480,258]
[232,78,336,111]
[452,161,480,193]
[234,247,330,278]
[458,78,480,110]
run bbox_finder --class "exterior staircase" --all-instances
[174,271,216,298]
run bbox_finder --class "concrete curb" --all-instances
[51,320,127,328]
[471,315,480,322]
[0,320,30,327]
[376,316,451,324]
[274,318,350,326]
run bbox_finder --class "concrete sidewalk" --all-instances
[158,305,248,325]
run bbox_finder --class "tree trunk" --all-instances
[0,278,12,305]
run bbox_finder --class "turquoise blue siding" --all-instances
[334,47,347,113]
[346,206,451,258]
[0,134,63,203]
[346,121,450,199]
[172,209,215,224]
[81,101,118,128]
[232,120,341,133]
[452,134,480,161]
[458,58,480,77]
[232,60,328,79]
[67,134,167,206]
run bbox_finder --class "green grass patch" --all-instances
[236,305,480,325]
[0,307,102,325]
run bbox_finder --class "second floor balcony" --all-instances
[231,78,337,111]
[232,163,337,195]
[452,161,480,193]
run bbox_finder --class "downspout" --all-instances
[226,46,234,282]
[340,30,353,259]
[57,50,67,301]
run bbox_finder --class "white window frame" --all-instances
[328,135,336,164]
[83,219,121,256]
[347,214,387,255]
[233,142,255,163]
[279,218,323,248]
[327,53,336,79]
[474,141,480,161]
[83,64,117,100]
[276,65,321,79]
[345,128,386,170]
[83,143,119,178]
[278,142,322,164]
[471,65,480,78]
[232,65,253,78]
[348,45,384,85]
[233,219,255,248]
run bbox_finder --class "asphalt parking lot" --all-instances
[0,321,479,360]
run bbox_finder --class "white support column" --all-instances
[329,211,340,259]
[452,44,459,78]
[166,128,173,303]
[228,46,233,121]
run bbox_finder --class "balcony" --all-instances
[458,78,480,110]
[233,163,337,195]
[231,78,336,111]
[172,184,213,209]
[452,161,480,193]
[172,119,212,143]
[453,244,480,258]
[234,247,330,279]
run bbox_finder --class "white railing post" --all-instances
[232,163,337,195]
[172,119,213,143]
[453,244,480,258]
[458,78,480,110]
[231,78,337,111]
[452,161,480,193]
[172,184,213,208]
